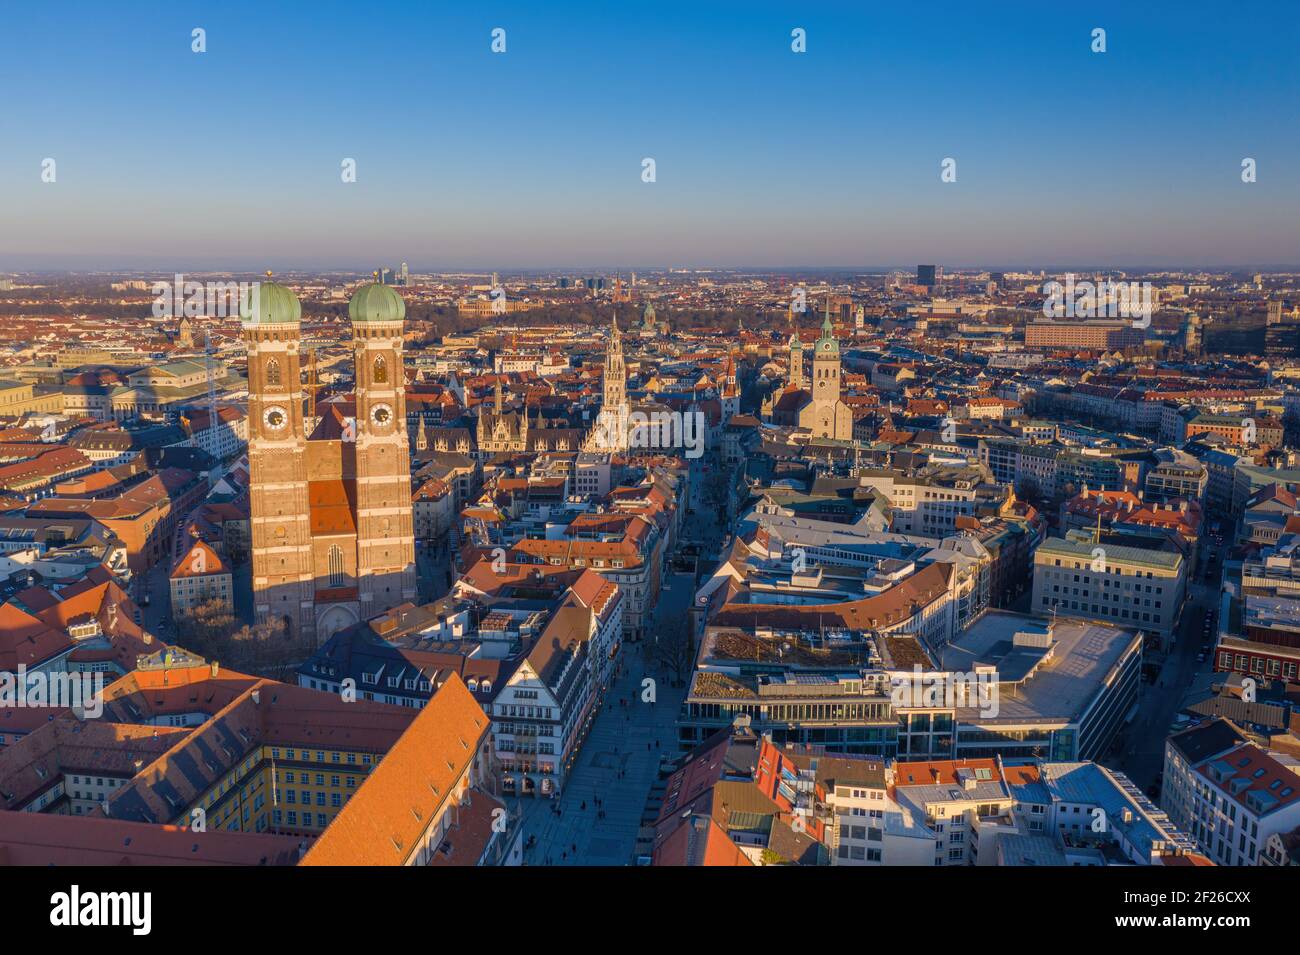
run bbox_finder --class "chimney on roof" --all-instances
[251,689,260,705]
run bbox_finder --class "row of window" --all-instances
[1219,653,1298,680]
[495,704,553,719]
[1042,569,1166,591]
[281,790,344,808]
[1047,585,1162,608]
[69,775,122,787]
[1040,596,1158,623]
[279,771,355,788]
[837,788,885,801]
[268,747,373,766]
[271,810,330,830]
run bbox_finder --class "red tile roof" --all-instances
[0,810,304,866]
[308,480,357,535]
[170,539,229,579]
[712,561,952,631]
[300,674,490,866]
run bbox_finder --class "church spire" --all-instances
[587,307,630,453]
[603,313,626,406]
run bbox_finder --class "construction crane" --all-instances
[204,327,219,460]
[305,346,320,425]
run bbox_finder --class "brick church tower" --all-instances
[243,279,416,644]
[348,283,418,618]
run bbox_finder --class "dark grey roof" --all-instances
[1168,717,1248,765]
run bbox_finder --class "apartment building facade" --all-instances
[1032,535,1185,639]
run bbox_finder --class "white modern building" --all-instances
[1162,718,1300,866]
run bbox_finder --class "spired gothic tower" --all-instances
[587,314,630,451]
[348,283,418,616]
[803,303,853,440]
[243,280,317,639]
[603,314,627,411]
[788,329,805,390]
[812,305,840,396]
[721,355,740,419]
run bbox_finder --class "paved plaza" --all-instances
[513,652,686,865]
[510,462,721,865]
[511,560,700,865]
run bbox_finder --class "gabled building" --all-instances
[169,538,232,617]
[1162,718,1300,866]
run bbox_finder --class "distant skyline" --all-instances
[8,264,1300,278]
[3,1,1298,270]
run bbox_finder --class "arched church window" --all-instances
[266,358,281,387]
[373,356,388,384]
[328,545,344,588]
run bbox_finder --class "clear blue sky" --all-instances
[2,0,1297,271]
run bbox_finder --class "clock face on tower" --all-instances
[263,406,288,431]
[371,403,393,429]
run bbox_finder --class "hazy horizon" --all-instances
[5,261,1300,276]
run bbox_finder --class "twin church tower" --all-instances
[242,279,417,643]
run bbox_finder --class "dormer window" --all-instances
[68,620,102,640]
